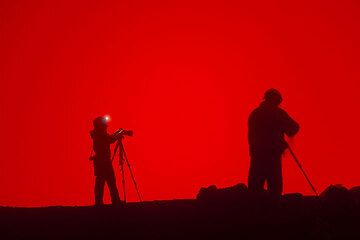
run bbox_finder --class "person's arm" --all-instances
[281,109,300,137]
[107,133,118,144]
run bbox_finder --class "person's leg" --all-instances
[248,158,266,193]
[267,156,283,197]
[95,176,106,206]
[106,168,121,205]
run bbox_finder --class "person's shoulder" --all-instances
[92,130,108,138]
[276,107,293,120]
[252,103,263,113]
[277,107,288,114]
[249,106,261,117]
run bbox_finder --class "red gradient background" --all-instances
[0,1,359,206]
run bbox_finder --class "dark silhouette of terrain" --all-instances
[1,184,360,240]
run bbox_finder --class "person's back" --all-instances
[248,101,299,158]
[90,129,114,175]
[248,89,299,196]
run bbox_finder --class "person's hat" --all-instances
[93,116,108,129]
[263,88,282,103]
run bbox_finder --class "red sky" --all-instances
[0,0,359,206]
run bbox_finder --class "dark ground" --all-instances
[1,186,360,240]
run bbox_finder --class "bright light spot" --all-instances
[104,115,111,122]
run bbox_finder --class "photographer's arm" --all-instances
[109,129,124,143]
[282,111,300,137]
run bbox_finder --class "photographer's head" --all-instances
[93,116,109,132]
[263,88,282,106]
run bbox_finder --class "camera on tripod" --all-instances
[113,128,134,139]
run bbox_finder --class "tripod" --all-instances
[286,142,319,196]
[111,137,142,203]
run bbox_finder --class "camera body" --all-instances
[113,128,133,139]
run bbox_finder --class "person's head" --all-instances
[263,88,282,106]
[93,116,109,132]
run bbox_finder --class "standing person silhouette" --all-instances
[248,89,300,197]
[90,116,121,206]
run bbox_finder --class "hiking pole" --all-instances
[286,143,319,196]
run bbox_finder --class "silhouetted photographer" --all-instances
[89,116,132,206]
[248,89,300,197]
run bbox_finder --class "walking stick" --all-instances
[286,142,319,196]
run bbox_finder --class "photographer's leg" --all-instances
[107,168,121,205]
[267,156,283,197]
[248,158,266,193]
[95,176,105,206]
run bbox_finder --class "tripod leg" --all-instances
[119,144,127,203]
[111,142,119,162]
[122,145,142,202]
[120,162,126,203]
